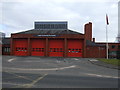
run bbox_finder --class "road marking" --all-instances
[89,59,98,61]
[2,82,21,86]
[24,74,47,88]
[8,58,16,62]
[13,74,47,88]
[22,61,42,62]
[74,58,79,61]
[3,65,76,71]
[3,76,23,80]
[4,71,33,81]
[87,73,119,79]
[57,60,61,63]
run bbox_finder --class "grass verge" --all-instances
[97,59,120,66]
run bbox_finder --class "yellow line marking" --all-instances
[3,77,23,80]
[23,74,47,88]
[13,74,47,88]
[4,71,33,81]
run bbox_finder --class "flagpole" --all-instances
[106,24,108,59]
[106,14,109,59]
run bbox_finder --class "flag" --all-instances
[106,14,109,25]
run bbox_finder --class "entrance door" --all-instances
[31,39,45,56]
[14,39,28,56]
[49,39,64,57]
[68,39,83,57]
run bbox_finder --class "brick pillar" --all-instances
[83,38,86,58]
[10,38,13,55]
[27,38,31,56]
[64,38,67,57]
[45,38,48,57]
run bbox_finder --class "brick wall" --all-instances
[86,46,106,58]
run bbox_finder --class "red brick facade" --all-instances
[2,22,120,58]
[86,46,106,58]
[96,43,120,58]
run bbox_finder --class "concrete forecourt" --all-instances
[2,56,119,88]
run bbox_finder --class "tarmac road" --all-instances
[2,56,119,88]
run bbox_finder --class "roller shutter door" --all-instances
[49,39,64,57]
[68,39,83,57]
[14,39,28,56]
[31,39,45,56]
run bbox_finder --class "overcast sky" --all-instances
[0,0,119,42]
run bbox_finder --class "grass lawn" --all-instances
[97,59,120,66]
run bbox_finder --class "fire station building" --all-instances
[2,21,119,58]
[10,22,86,57]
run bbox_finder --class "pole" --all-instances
[106,25,108,59]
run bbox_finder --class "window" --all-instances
[72,49,74,53]
[68,48,71,52]
[111,45,115,49]
[49,48,52,52]
[51,24,54,28]
[53,48,55,52]
[39,25,42,29]
[60,48,63,52]
[118,45,120,49]
[36,48,39,52]
[4,47,10,52]
[37,48,40,52]
[79,49,81,53]
[9,48,10,52]
[56,48,59,52]
[41,24,43,29]
[76,49,78,53]
[21,48,23,51]
[32,48,35,51]
[42,48,44,52]
[16,47,20,51]
[18,48,20,51]
[4,48,6,52]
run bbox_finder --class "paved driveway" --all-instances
[2,56,119,88]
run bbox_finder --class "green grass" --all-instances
[97,59,120,66]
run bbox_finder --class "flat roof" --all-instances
[35,21,67,24]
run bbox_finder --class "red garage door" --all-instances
[49,39,64,57]
[14,39,28,56]
[68,39,83,57]
[31,39,45,56]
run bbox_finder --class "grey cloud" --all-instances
[1,0,118,42]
